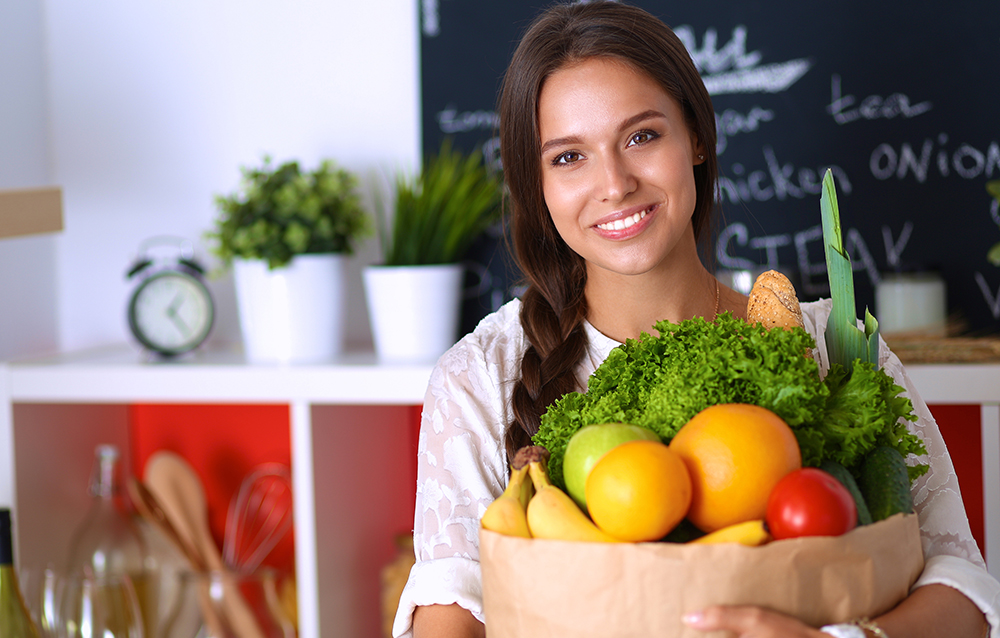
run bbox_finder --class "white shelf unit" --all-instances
[3,349,999,636]
[0,344,435,638]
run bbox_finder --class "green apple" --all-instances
[563,422,660,509]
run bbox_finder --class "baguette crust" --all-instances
[746,270,804,330]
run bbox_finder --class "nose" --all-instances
[596,151,637,203]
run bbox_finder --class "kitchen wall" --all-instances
[0,1,58,360]
[0,0,421,360]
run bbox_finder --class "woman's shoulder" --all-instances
[433,298,527,380]
[462,297,526,358]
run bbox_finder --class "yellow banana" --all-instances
[523,447,620,543]
[481,457,534,537]
[689,519,771,546]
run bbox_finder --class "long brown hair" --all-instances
[498,1,720,461]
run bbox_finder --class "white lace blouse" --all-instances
[392,297,1000,637]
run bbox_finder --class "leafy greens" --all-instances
[532,312,928,489]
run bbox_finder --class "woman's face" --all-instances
[538,57,704,279]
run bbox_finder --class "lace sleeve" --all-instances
[392,306,524,637]
[879,352,985,567]
[412,340,508,564]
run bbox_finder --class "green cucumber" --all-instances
[820,459,873,526]
[662,518,705,543]
[858,446,914,522]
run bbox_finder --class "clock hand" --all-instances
[168,310,191,337]
[166,293,184,317]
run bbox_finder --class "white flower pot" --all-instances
[364,263,465,363]
[233,254,348,363]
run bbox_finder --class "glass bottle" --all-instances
[66,445,157,638]
[0,508,41,638]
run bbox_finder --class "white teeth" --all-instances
[597,208,647,231]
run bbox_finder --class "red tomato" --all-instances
[765,468,857,540]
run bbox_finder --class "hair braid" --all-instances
[505,283,588,461]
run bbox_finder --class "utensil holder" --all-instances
[157,569,295,638]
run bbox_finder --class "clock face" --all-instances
[128,270,214,355]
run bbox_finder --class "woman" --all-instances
[392,2,999,637]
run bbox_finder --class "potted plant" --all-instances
[365,139,503,362]
[208,156,371,363]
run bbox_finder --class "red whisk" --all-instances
[223,463,294,574]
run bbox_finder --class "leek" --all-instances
[820,169,880,369]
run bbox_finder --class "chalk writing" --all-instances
[716,106,775,154]
[975,272,1000,319]
[422,0,440,37]
[750,233,791,269]
[703,60,812,96]
[437,106,499,134]
[882,222,913,269]
[715,223,755,270]
[793,225,827,296]
[791,226,880,296]
[827,75,932,125]
[717,221,893,297]
[718,147,852,204]
[674,25,811,96]
[847,227,882,289]
[676,25,761,73]
[871,135,1000,182]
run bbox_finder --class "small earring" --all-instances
[697,154,705,160]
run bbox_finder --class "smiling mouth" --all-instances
[595,206,652,231]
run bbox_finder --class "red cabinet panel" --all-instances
[929,404,984,557]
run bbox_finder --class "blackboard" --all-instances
[420,0,1000,336]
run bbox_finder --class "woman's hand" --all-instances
[683,605,829,637]
[683,585,989,638]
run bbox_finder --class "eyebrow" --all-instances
[539,109,668,156]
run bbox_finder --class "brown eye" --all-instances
[628,130,659,147]
[553,151,582,165]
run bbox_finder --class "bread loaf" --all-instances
[746,270,804,330]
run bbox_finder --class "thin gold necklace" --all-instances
[713,278,720,317]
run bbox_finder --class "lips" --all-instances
[593,204,656,238]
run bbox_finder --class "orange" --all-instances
[585,440,692,542]
[668,403,800,533]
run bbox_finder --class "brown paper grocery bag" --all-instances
[481,513,923,638]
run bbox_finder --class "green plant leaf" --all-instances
[988,181,1000,267]
[206,157,371,269]
[988,242,1000,267]
[987,180,1000,203]
[380,138,503,266]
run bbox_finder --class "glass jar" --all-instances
[157,569,294,638]
[875,270,947,336]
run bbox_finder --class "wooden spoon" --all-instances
[128,477,206,571]
[128,476,227,636]
[144,451,266,638]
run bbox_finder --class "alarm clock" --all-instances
[126,236,215,356]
